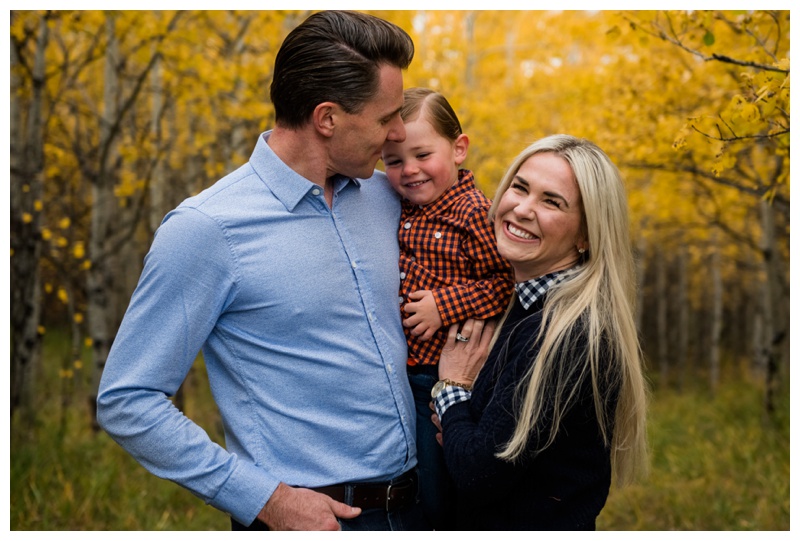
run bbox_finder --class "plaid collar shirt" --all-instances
[515,269,574,310]
[399,169,515,366]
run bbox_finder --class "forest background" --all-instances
[7,9,791,531]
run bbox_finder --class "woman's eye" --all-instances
[545,198,562,208]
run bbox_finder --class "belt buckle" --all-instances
[385,474,413,512]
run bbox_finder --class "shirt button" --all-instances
[404,222,412,230]
[398,296,404,304]
[434,231,442,239]
[400,272,406,279]
[351,261,357,269]
[311,188,321,196]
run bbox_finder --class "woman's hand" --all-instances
[438,318,497,387]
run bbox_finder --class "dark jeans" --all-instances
[231,496,430,531]
[408,365,457,530]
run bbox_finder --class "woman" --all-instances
[431,134,648,530]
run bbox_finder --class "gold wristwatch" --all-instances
[431,379,473,398]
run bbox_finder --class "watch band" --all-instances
[431,378,473,397]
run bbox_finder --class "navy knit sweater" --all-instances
[440,295,619,530]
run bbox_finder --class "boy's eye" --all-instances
[384,159,401,167]
[417,152,431,159]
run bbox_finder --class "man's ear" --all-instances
[313,102,338,137]
[453,134,470,166]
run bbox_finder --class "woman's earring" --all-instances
[578,247,586,254]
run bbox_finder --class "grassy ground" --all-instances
[10,330,790,530]
[598,379,790,530]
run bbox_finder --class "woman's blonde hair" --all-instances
[487,134,648,487]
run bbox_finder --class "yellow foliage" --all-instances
[74,313,84,323]
[11,10,788,333]
[72,242,85,259]
[57,288,68,304]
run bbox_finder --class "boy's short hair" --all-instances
[400,87,462,142]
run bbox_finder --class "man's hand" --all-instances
[256,482,361,531]
[403,290,443,341]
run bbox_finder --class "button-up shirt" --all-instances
[97,131,416,526]
[398,169,514,366]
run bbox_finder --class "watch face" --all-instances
[431,380,446,399]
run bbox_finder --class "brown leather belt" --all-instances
[310,470,417,512]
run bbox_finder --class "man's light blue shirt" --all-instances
[97,131,416,525]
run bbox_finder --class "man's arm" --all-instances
[96,207,278,526]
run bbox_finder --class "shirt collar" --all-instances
[515,269,574,310]
[250,131,360,212]
[401,169,476,216]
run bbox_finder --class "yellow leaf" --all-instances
[84,337,93,347]
[57,288,69,304]
[34,200,43,211]
[22,213,33,224]
[37,326,46,335]
[41,228,52,240]
[74,313,84,324]
[72,242,85,259]
[58,217,71,229]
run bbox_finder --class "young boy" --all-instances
[382,88,514,529]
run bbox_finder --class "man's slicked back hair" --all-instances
[270,10,414,128]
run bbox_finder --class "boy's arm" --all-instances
[430,204,515,328]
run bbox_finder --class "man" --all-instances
[97,11,426,531]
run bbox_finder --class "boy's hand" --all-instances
[403,290,443,341]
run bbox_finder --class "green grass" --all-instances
[10,330,790,530]
[598,380,790,530]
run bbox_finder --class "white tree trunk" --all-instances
[149,49,166,236]
[87,13,121,427]
[676,248,689,391]
[759,200,782,417]
[634,230,647,334]
[656,255,669,385]
[10,14,48,422]
[709,232,723,394]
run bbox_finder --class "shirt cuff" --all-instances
[433,385,472,418]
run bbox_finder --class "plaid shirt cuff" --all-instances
[433,385,472,418]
